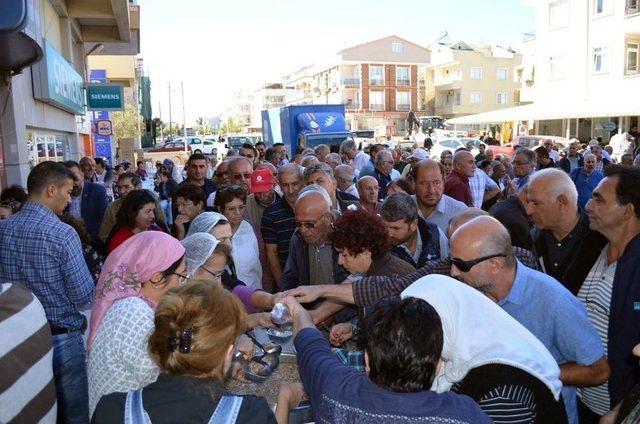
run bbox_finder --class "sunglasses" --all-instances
[450,253,507,272]
[295,213,327,229]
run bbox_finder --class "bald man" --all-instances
[357,176,382,214]
[444,151,475,206]
[450,216,609,424]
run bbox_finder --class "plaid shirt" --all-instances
[0,202,93,330]
[353,247,539,308]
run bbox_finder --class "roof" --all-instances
[338,35,428,54]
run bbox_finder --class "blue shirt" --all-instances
[0,202,94,330]
[295,327,491,424]
[571,168,604,210]
[499,260,605,424]
[261,198,296,268]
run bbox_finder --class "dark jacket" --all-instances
[489,195,533,251]
[78,181,108,241]
[559,154,584,174]
[372,169,392,200]
[280,231,348,291]
[336,190,359,212]
[608,234,640,406]
[391,217,443,268]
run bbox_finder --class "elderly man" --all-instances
[339,139,368,173]
[245,166,280,231]
[314,144,330,162]
[449,216,609,424]
[304,162,358,212]
[559,142,584,174]
[262,164,304,285]
[570,153,604,209]
[80,156,97,181]
[526,168,607,293]
[280,185,348,293]
[334,164,358,199]
[489,187,533,251]
[381,192,448,268]
[444,150,475,206]
[370,150,395,200]
[578,165,640,421]
[99,172,167,243]
[64,160,108,242]
[513,148,536,191]
[226,156,254,192]
[412,159,467,233]
[357,176,382,214]
[324,152,342,170]
[591,144,611,173]
[358,144,386,178]
[469,164,500,209]
[543,139,561,163]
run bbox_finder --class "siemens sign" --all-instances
[32,41,84,114]
[87,84,124,111]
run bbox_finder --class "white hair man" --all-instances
[334,164,358,199]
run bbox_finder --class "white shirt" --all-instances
[87,297,160,415]
[352,150,369,173]
[469,169,498,209]
[549,149,561,163]
[232,220,263,289]
[341,183,359,199]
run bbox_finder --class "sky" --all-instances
[138,0,535,126]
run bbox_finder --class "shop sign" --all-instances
[602,121,617,132]
[97,120,113,136]
[87,84,124,111]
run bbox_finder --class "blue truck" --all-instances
[261,104,352,155]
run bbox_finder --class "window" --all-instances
[592,47,610,73]
[470,92,482,104]
[496,92,508,104]
[391,42,404,53]
[370,66,384,86]
[549,55,567,79]
[549,0,569,29]
[594,0,613,15]
[369,91,384,110]
[628,0,639,14]
[470,67,483,80]
[396,67,410,86]
[627,42,639,75]
[496,68,508,80]
[396,91,410,110]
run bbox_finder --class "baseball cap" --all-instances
[408,148,429,161]
[250,168,275,194]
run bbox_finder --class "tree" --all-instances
[220,116,244,134]
[194,117,211,135]
[112,104,143,140]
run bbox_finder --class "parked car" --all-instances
[513,135,569,151]
[148,141,193,153]
[430,138,486,160]
[203,136,228,161]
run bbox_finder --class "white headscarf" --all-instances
[186,211,228,237]
[180,233,220,276]
[401,274,562,399]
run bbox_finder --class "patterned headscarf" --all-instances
[87,231,185,350]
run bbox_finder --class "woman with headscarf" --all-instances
[180,233,274,325]
[402,274,567,423]
[87,232,187,415]
[184,215,274,311]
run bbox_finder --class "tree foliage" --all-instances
[112,104,143,140]
[220,116,244,134]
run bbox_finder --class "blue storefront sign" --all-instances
[90,70,115,164]
[32,40,84,114]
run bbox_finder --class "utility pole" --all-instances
[181,81,187,152]
[168,82,172,138]
[158,101,164,143]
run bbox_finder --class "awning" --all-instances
[446,101,640,125]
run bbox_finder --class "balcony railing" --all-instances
[626,0,639,15]
[397,104,411,111]
[345,102,361,109]
[341,78,360,85]
[396,79,411,86]
[370,78,384,86]
[370,103,385,111]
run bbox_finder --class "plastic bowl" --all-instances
[266,328,293,342]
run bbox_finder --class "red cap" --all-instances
[250,168,275,194]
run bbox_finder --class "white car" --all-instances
[430,138,486,160]
[202,136,228,161]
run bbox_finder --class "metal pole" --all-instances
[181,81,187,152]
[159,101,163,143]
[168,82,172,138]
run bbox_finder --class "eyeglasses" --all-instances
[225,205,246,213]
[200,266,224,280]
[450,253,507,272]
[233,173,252,181]
[295,213,327,229]
[173,272,191,285]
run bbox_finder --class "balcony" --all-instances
[370,78,384,86]
[341,78,360,85]
[396,79,411,86]
[345,101,361,110]
[397,104,411,111]
[370,103,385,111]
[627,0,639,15]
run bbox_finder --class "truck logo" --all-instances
[324,115,337,127]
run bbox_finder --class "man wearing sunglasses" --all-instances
[449,216,609,424]
[226,156,253,192]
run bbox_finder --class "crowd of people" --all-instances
[0,133,639,424]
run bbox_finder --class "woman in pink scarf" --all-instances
[87,231,186,415]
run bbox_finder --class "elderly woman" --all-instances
[403,275,567,422]
[214,185,262,289]
[106,190,164,253]
[87,232,187,415]
[173,182,207,240]
[328,209,415,348]
[185,212,274,312]
[92,280,277,423]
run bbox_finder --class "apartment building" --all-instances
[530,0,640,140]
[0,0,139,188]
[421,41,522,120]
[225,83,293,131]
[311,35,429,136]
[283,65,314,106]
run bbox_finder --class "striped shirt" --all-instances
[577,245,615,415]
[261,198,296,268]
[0,283,57,423]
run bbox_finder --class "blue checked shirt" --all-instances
[0,202,94,330]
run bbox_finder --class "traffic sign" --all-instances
[97,120,113,136]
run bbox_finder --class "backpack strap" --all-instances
[124,389,151,424]
[208,395,244,424]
